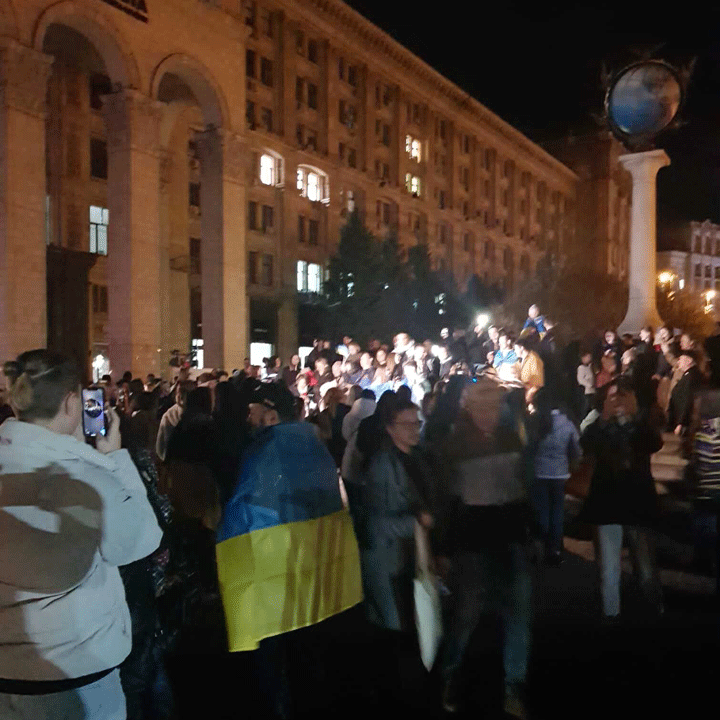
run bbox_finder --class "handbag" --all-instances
[413,521,443,671]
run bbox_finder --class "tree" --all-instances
[493,252,627,339]
[324,210,384,342]
[657,286,715,338]
[322,213,469,343]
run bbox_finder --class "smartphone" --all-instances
[82,387,106,437]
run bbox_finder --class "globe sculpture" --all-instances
[606,60,685,335]
[606,60,682,147]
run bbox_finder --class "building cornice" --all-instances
[290,0,577,184]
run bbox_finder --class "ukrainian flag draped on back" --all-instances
[216,422,362,652]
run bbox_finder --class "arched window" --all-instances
[297,165,329,203]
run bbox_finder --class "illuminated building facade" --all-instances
[1,0,581,378]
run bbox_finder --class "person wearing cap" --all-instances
[218,382,362,718]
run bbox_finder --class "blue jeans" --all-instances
[531,477,567,555]
[594,525,662,617]
[441,543,533,685]
[0,670,125,720]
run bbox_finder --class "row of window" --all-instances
[297,77,319,109]
[246,101,273,132]
[248,202,275,234]
[246,254,323,294]
[246,51,274,87]
[695,264,720,279]
[259,152,562,237]
[260,153,329,202]
[242,1,273,37]
[298,216,320,245]
[693,237,720,255]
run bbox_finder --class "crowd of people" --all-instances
[2,303,720,720]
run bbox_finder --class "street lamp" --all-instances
[476,313,490,330]
[658,271,675,286]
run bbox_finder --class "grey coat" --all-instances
[359,446,421,632]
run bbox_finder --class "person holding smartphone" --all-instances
[0,349,162,720]
[578,378,664,623]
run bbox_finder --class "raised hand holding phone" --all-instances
[96,407,121,454]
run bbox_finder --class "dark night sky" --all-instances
[344,0,720,226]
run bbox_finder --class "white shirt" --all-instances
[577,364,596,395]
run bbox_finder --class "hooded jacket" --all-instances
[0,419,162,683]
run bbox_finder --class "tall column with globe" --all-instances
[605,61,684,335]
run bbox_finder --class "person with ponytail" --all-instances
[0,349,162,720]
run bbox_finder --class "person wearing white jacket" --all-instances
[0,350,162,720]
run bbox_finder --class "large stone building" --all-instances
[543,132,632,281]
[0,0,581,380]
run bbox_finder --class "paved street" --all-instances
[167,499,720,720]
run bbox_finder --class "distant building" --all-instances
[657,219,720,293]
[543,132,632,281]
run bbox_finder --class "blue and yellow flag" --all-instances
[216,422,362,652]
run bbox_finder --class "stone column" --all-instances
[277,293,298,366]
[617,150,670,335]
[198,128,248,370]
[0,40,52,362]
[103,89,164,378]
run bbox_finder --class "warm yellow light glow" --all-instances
[658,271,675,285]
[706,290,716,300]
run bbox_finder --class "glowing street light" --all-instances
[658,271,675,286]
[706,289,717,301]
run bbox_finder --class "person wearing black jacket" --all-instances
[120,432,175,720]
[305,339,323,370]
[667,352,702,436]
[595,329,622,374]
[538,319,562,405]
[282,354,301,388]
[355,389,398,466]
[578,379,664,621]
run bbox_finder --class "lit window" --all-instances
[308,172,319,201]
[89,205,109,255]
[308,263,321,293]
[297,166,328,202]
[260,154,275,185]
[347,191,355,213]
[297,260,322,293]
[406,135,422,161]
[405,174,421,196]
[679,278,685,290]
